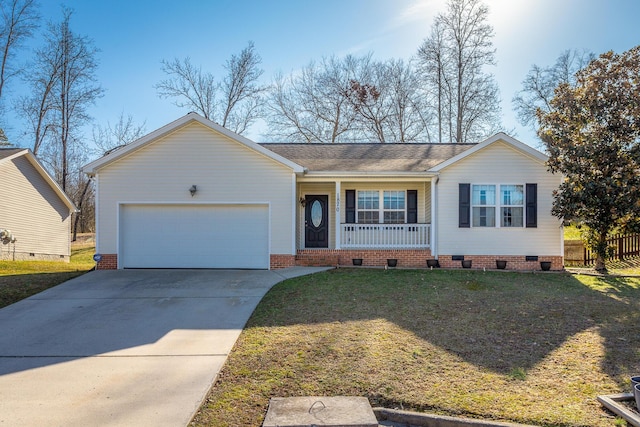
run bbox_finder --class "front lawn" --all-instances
[191,268,640,427]
[0,242,95,308]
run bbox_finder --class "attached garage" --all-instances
[119,203,270,269]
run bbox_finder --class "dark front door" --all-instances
[305,195,329,248]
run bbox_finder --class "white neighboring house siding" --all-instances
[95,122,295,260]
[437,141,563,256]
[0,155,71,260]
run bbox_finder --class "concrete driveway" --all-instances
[0,267,329,427]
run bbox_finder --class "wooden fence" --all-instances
[583,233,640,265]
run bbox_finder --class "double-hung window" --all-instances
[383,191,405,223]
[470,184,524,227]
[356,190,406,224]
[472,185,496,227]
[357,191,379,223]
[500,185,524,227]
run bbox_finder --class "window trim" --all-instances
[355,189,408,224]
[469,183,526,228]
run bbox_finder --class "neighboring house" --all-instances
[83,113,563,271]
[0,148,77,261]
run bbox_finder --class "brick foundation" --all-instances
[270,254,296,269]
[437,255,564,271]
[295,250,563,271]
[93,251,563,271]
[296,249,433,268]
[97,254,117,270]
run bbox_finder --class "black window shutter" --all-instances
[407,190,418,223]
[459,183,471,228]
[526,183,537,228]
[345,190,356,223]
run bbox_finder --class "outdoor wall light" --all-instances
[189,185,197,197]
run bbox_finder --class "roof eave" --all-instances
[18,150,78,213]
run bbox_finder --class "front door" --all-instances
[305,195,329,248]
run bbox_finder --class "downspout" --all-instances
[431,176,439,258]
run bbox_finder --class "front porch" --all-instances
[297,178,436,251]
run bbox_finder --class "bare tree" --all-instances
[0,0,39,99]
[417,0,501,142]
[156,57,216,119]
[18,7,102,240]
[267,54,432,143]
[417,19,449,142]
[156,41,265,135]
[266,56,361,143]
[92,111,146,155]
[513,49,594,132]
[220,41,265,134]
[386,59,431,142]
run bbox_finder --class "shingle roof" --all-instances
[0,148,24,161]
[259,143,477,172]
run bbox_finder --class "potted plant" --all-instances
[540,261,552,271]
[496,260,507,270]
[427,259,440,268]
[387,259,398,267]
[352,258,363,266]
[462,259,472,268]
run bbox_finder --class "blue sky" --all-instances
[5,0,640,149]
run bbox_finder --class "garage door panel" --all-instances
[120,204,269,269]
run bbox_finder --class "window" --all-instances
[472,185,495,227]
[500,185,524,227]
[357,191,379,223]
[383,191,405,223]
[459,183,536,228]
[356,190,406,224]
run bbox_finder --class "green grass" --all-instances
[564,224,583,240]
[0,243,95,308]
[191,268,640,427]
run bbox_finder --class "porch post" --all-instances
[335,180,341,250]
[431,178,437,257]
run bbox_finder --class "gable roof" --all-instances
[0,148,77,212]
[260,143,476,173]
[430,132,548,172]
[83,112,304,175]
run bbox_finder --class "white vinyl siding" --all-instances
[96,122,295,260]
[437,141,563,256]
[0,155,71,260]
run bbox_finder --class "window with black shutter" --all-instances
[459,183,471,228]
[526,183,537,228]
[345,190,356,223]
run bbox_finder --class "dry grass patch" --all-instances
[191,269,640,427]
[0,241,95,308]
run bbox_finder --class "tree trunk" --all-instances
[594,231,608,273]
[72,178,92,241]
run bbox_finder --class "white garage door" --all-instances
[120,204,269,269]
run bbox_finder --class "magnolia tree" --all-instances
[537,45,640,272]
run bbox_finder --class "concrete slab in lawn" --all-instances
[0,267,330,427]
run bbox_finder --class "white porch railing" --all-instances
[340,223,431,249]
